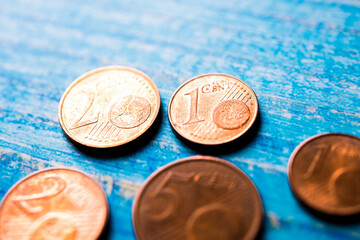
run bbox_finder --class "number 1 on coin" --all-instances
[183,88,204,125]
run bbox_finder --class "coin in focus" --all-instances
[132,156,263,240]
[59,66,161,148]
[288,133,360,215]
[168,74,258,145]
[0,168,108,240]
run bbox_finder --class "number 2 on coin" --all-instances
[70,89,97,130]
[12,176,66,214]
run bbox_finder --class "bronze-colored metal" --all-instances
[59,66,161,148]
[288,133,360,216]
[0,168,109,240]
[168,74,258,145]
[132,156,263,240]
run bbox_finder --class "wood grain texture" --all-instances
[0,0,359,239]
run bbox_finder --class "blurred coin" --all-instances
[59,66,161,148]
[0,168,108,240]
[132,156,263,240]
[168,74,258,145]
[288,133,360,215]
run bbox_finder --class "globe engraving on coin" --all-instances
[132,156,263,240]
[109,95,151,129]
[168,74,258,145]
[288,133,360,215]
[0,168,108,240]
[213,99,250,130]
[59,66,161,148]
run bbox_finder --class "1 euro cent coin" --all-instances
[0,168,109,240]
[132,156,263,240]
[59,66,161,148]
[168,74,258,145]
[288,133,360,215]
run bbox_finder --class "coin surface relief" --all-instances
[288,133,360,215]
[168,74,258,145]
[0,168,109,240]
[59,66,161,148]
[132,156,263,240]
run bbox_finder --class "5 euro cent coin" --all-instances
[132,156,263,240]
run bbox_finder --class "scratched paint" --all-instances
[0,0,359,239]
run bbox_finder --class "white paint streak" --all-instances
[268,212,281,229]
[0,136,32,148]
[306,106,317,113]
[99,175,114,195]
[350,121,360,126]
[331,109,360,118]
[232,157,287,173]
[281,109,293,119]
[116,180,142,199]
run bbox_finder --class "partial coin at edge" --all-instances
[168,74,258,145]
[132,155,263,240]
[58,66,161,148]
[0,168,109,240]
[288,133,360,216]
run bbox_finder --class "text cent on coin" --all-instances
[59,66,161,148]
[288,133,360,215]
[0,168,108,240]
[168,74,258,145]
[132,156,263,240]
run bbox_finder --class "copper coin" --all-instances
[0,168,108,240]
[288,133,360,215]
[59,66,161,148]
[168,74,258,145]
[132,156,263,240]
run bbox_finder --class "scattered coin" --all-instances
[0,168,108,240]
[59,66,161,148]
[168,74,258,145]
[132,156,263,240]
[288,133,360,215]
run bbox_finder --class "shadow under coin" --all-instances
[98,210,111,240]
[69,104,163,160]
[296,199,360,225]
[175,109,262,156]
[254,219,265,240]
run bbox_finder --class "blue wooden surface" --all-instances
[0,0,360,239]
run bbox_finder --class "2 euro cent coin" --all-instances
[0,168,109,240]
[288,133,360,215]
[59,66,161,148]
[168,74,258,145]
[132,156,263,240]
